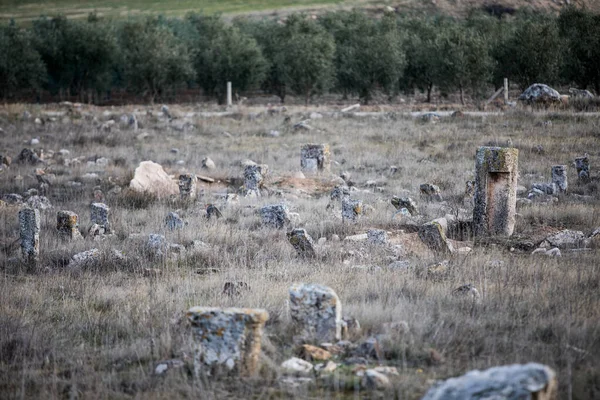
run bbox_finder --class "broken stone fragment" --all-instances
[260,204,291,229]
[418,220,454,255]
[287,228,317,258]
[342,198,362,222]
[391,196,418,215]
[56,210,83,241]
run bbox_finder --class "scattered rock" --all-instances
[532,247,562,257]
[367,229,388,245]
[420,183,442,201]
[130,161,178,197]
[289,283,342,342]
[222,281,250,297]
[260,204,291,229]
[69,248,101,268]
[301,344,331,361]
[17,148,43,165]
[518,83,561,105]
[391,196,418,215]
[287,228,317,258]
[165,212,185,230]
[154,359,185,375]
[202,157,216,170]
[281,357,313,375]
[26,195,52,210]
[541,229,586,249]
[362,369,391,390]
[452,284,481,301]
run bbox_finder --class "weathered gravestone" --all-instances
[551,165,568,193]
[287,229,316,258]
[178,173,197,200]
[165,212,184,230]
[342,198,362,222]
[421,362,557,400]
[244,164,268,197]
[289,283,342,342]
[419,219,454,255]
[473,147,518,237]
[90,203,110,234]
[301,144,330,173]
[19,208,40,263]
[187,307,269,376]
[260,204,290,229]
[575,156,589,182]
[57,210,82,241]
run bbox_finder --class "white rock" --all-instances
[281,357,313,374]
[129,161,178,198]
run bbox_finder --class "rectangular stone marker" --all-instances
[551,165,567,193]
[289,283,342,342]
[342,198,362,222]
[178,173,197,200]
[57,210,82,240]
[187,307,268,376]
[575,156,589,182]
[301,144,330,173]
[19,208,40,263]
[473,147,518,237]
[90,203,110,233]
[260,204,290,229]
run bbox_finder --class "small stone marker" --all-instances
[244,164,268,197]
[178,173,197,200]
[260,204,290,229]
[391,196,418,215]
[289,283,342,342]
[342,198,362,222]
[421,363,557,400]
[90,203,110,234]
[287,229,316,258]
[473,147,518,237]
[56,210,82,240]
[418,220,454,255]
[187,307,269,376]
[551,165,567,193]
[300,144,330,173]
[19,207,40,263]
[420,183,442,201]
[574,156,589,182]
[165,212,185,230]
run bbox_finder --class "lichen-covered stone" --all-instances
[422,363,557,400]
[391,196,418,215]
[244,164,268,197]
[147,234,167,257]
[367,229,388,245]
[541,229,586,249]
[178,173,197,200]
[260,204,290,229]
[287,228,316,258]
[551,165,567,193]
[165,212,185,230]
[473,147,518,238]
[289,283,342,342]
[90,203,110,234]
[187,307,269,376]
[16,148,43,165]
[19,208,40,263]
[420,183,443,201]
[69,248,101,268]
[418,221,454,255]
[342,198,362,222]
[57,210,82,241]
[301,144,330,173]
[26,195,52,210]
[518,83,561,105]
[575,156,589,182]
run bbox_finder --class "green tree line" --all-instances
[1,7,599,104]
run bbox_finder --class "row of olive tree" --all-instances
[0,7,599,103]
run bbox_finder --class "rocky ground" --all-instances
[0,102,599,399]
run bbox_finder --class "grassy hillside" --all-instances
[1,0,599,25]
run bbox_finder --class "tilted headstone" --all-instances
[187,307,269,376]
[473,147,518,237]
[289,283,342,342]
[391,196,418,215]
[418,220,454,255]
[301,144,330,173]
[260,204,290,229]
[244,164,268,197]
[57,210,82,241]
[19,208,40,263]
[574,156,589,182]
[178,173,197,200]
[421,363,557,400]
[287,228,316,258]
[342,198,362,222]
[90,203,110,234]
[551,165,567,193]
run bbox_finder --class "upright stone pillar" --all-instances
[473,147,518,237]
[187,307,268,376]
[289,283,342,342]
[57,210,82,240]
[244,164,268,197]
[301,144,330,173]
[19,208,40,263]
[178,173,197,200]
[575,156,589,182]
[342,198,362,222]
[551,165,567,193]
[90,203,110,234]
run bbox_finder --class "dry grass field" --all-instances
[0,101,599,399]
